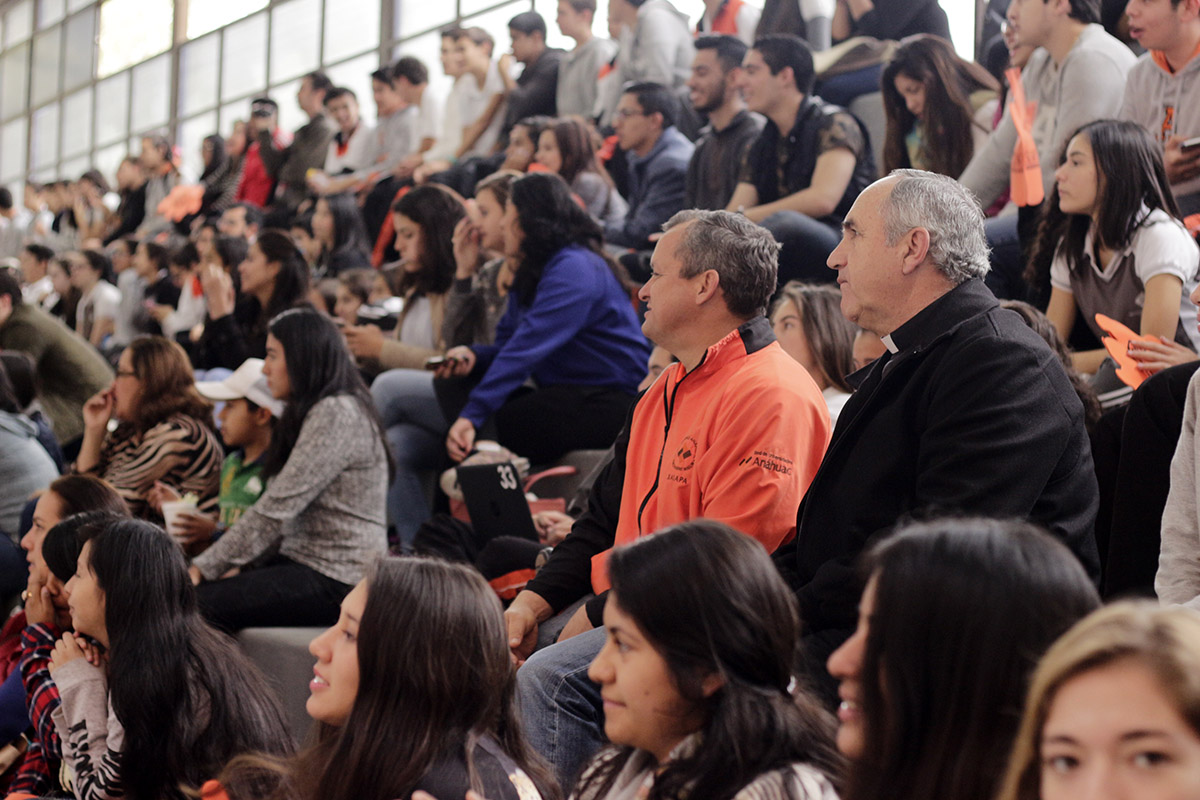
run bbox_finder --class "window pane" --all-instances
[178,112,218,180]
[3,0,34,47]
[98,0,171,77]
[61,86,92,156]
[66,0,90,14]
[179,33,220,117]
[95,70,129,145]
[272,79,303,134]
[31,102,59,169]
[188,0,267,40]
[325,53,378,127]
[399,0,460,37]
[219,102,246,137]
[458,4,523,46]
[38,0,64,29]
[325,0,379,64]
[63,10,95,91]
[60,155,88,180]
[0,118,28,182]
[270,0,320,83]
[94,142,125,186]
[222,13,267,102]
[1,43,30,119]
[131,54,170,132]
[31,27,61,106]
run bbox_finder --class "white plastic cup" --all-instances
[161,500,198,539]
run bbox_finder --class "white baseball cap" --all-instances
[195,359,285,418]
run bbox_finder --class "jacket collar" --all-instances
[672,316,775,384]
[885,278,998,357]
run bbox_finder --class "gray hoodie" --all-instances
[0,410,57,535]
[1121,47,1200,210]
[596,0,695,126]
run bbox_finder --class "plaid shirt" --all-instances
[9,623,63,796]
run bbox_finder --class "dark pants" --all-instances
[494,384,636,466]
[759,211,841,287]
[816,64,885,108]
[1096,361,1200,599]
[196,555,353,632]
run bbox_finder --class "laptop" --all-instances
[456,462,540,542]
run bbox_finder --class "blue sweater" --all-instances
[461,245,651,427]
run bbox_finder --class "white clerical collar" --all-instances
[881,334,899,354]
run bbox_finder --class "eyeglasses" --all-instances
[613,108,647,121]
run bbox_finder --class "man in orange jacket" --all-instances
[505,208,832,787]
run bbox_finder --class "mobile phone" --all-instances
[424,356,448,370]
[1182,136,1200,151]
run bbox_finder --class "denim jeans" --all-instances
[517,625,608,791]
[371,368,450,552]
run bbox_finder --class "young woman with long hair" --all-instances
[826,518,1100,800]
[443,171,649,465]
[75,336,223,520]
[311,192,372,277]
[190,308,389,630]
[997,602,1200,800]
[214,558,556,800]
[770,281,858,422]
[575,519,843,800]
[1033,119,1200,374]
[880,34,999,177]
[48,517,292,800]
[192,229,312,371]
[534,117,627,227]
[343,184,467,372]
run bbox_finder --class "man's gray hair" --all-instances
[879,169,990,284]
[663,209,780,318]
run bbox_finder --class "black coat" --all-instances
[779,279,1101,642]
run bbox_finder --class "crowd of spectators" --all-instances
[1,0,1200,798]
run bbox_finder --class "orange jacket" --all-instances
[589,318,831,593]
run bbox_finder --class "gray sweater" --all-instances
[1158,368,1200,609]
[192,395,388,585]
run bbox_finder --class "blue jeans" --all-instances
[760,211,841,287]
[517,625,607,791]
[371,369,449,552]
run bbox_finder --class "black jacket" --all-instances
[780,279,1100,638]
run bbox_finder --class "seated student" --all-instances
[598,0,695,126]
[46,255,80,331]
[695,0,762,45]
[189,309,389,631]
[997,602,1200,800]
[1121,0,1200,216]
[535,117,628,226]
[454,28,509,161]
[257,71,335,212]
[70,250,121,350]
[311,193,372,277]
[604,83,694,250]
[333,268,377,327]
[48,517,293,800]
[851,327,885,370]
[109,237,144,351]
[726,34,874,285]
[137,135,182,236]
[0,350,65,472]
[151,359,281,553]
[1033,120,1200,376]
[102,158,147,245]
[211,558,556,800]
[75,336,224,520]
[575,520,843,800]
[217,202,263,242]
[770,281,857,422]
[881,34,999,178]
[191,231,311,371]
[313,87,375,185]
[344,185,468,372]
[555,0,618,120]
[19,243,55,307]
[685,35,764,211]
[441,172,650,465]
[155,243,208,343]
[391,57,442,180]
[131,240,182,336]
[198,134,241,223]
[235,97,291,209]
[446,171,520,347]
[0,364,57,535]
[498,115,555,175]
[290,215,322,268]
[500,13,565,137]
[827,518,1100,800]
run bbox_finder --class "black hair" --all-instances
[370,67,395,86]
[304,71,334,93]
[323,86,358,106]
[579,520,844,800]
[226,202,264,231]
[80,169,111,195]
[0,350,37,409]
[391,185,466,298]
[0,362,18,414]
[214,235,249,273]
[508,172,627,306]
[508,10,547,37]
[24,243,54,264]
[752,34,815,94]
[317,192,372,270]
[200,134,228,182]
[250,96,279,112]
[392,56,429,86]
[1028,119,1181,287]
[0,269,21,306]
[0,188,12,211]
[43,510,115,583]
[168,242,200,269]
[141,240,169,273]
[1064,0,1100,23]
[253,229,312,323]
[694,34,748,73]
[82,248,115,284]
[844,517,1101,800]
[81,518,293,800]
[260,308,390,480]
[621,82,678,129]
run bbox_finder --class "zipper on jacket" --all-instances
[636,350,706,531]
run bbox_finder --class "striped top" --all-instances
[86,414,223,520]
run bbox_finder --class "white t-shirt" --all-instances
[457,62,507,159]
[76,280,121,338]
[417,89,442,147]
[324,123,376,175]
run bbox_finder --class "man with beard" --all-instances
[685,35,763,210]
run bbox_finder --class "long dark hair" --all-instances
[46,474,129,518]
[509,172,626,306]
[254,230,311,322]
[1027,119,1182,286]
[317,193,372,273]
[259,308,389,480]
[546,116,612,187]
[391,185,466,297]
[43,510,115,583]
[81,518,292,800]
[844,517,1101,800]
[219,558,558,800]
[124,336,214,434]
[580,520,845,800]
[771,282,857,393]
[881,34,998,177]
[200,134,228,183]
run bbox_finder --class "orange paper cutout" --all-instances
[1095,312,1153,389]
[1006,67,1044,208]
